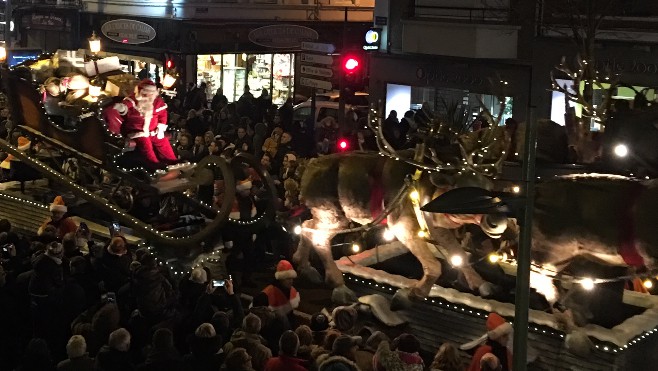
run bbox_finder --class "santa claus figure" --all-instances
[104,79,177,170]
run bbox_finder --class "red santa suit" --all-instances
[462,312,513,371]
[104,79,177,168]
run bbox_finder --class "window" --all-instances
[293,107,312,122]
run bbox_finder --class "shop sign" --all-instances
[27,13,67,31]
[249,25,318,48]
[300,76,333,91]
[301,42,335,54]
[101,19,157,45]
[363,28,381,51]
[301,65,333,78]
[416,66,484,86]
[301,53,333,66]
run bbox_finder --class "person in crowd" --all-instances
[16,338,56,371]
[223,313,272,371]
[191,135,208,162]
[132,252,174,321]
[175,132,193,162]
[264,330,307,371]
[310,312,331,346]
[272,132,293,174]
[294,324,316,368]
[95,236,132,294]
[212,87,228,112]
[278,99,294,131]
[355,331,388,371]
[235,126,254,154]
[136,328,185,371]
[262,127,283,158]
[38,195,77,239]
[429,342,463,371]
[261,260,300,321]
[480,353,501,371]
[57,335,94,371]
[95,327,135,371]
[260,153,273,174]
[223,347,256,371]
[382,110,403,149]
[373,333,425,371]
[179,267,209,315]
[317,334,361,371]
[29,241,66,345]
[461,312,512,371]
[185,109,206,139]
[184,323,225,370]
[331,306,358,335]
[191,275,244,329]
[104,79,177,171]
[249,292,288,356]
[253,121,268,158]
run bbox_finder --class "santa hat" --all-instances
[17,136,31,151]
[275,259,297,280]
[236,179,252,192]
[50,195,67,213]
[460,312,513,351]
[138,79,158,93]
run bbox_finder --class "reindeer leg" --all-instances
[292,220,323,284]
[390,217,442,310]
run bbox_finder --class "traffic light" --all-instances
[166,58,174,70]
[341,54,365,95]
[337,138,350,151]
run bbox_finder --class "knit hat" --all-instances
[50,195,67,213]
[275,259,297,280]
[332,335,361,356]
[17,136,30,151]
[66,335,87,358]
[395,333,420,353]
[189,267,208,284]
[460,312,513,351]
[331,306,358,332]
[137,79,158,93]
[310,312,330,332]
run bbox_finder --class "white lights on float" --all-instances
[488,253,501,263]
[383,228,395,241]
[417,229,428,238]
[512,185,521,193]
[351,243,361,253]
[450,255,464,267]
[614,144,629,158]
[409,189,420,202]
[644,279,653,289]
[580,277,595,290]
[293,225,302,235]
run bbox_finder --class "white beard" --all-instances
[135,95,155,116]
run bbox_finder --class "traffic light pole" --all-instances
[338,7,347,131]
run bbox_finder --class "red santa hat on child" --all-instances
[275,260,297,280]
[460,312,513,350]
[50,195,67,213]
[236,179,253,192]
[137,79,158,94]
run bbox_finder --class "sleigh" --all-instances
[0,64,277,252]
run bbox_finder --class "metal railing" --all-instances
[413,3,512,23]
[14,0,81,6]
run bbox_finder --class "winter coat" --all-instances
[262,282,300,317]
[224,330,272,371]
[136,348,186,371]
[95,250,132,293]
[38,215,77,239]
[28,253,64,297]
[94,346,135,371]
[264,355,308,371]
[354,349,375,371]
[317,354,361,371]
[373,341,424,371]
[183,335,224,371]
[249,306,287,354]
[132,265,173,318]
[56,354,95,371]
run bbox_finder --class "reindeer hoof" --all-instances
[390,288,414,311]
[297,265,323,285]
[565,330,593,358]
[478,282,496,298]
[332,285,357,305]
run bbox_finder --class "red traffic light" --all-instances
[166,59,174,69]
[343,57,360,72]
[338,139,349,151]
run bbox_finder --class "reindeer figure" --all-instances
[293,104,510,306]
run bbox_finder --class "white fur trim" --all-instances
[155,105,168,113]
[113,103,128,115]
[488,321,513,341]
[50,204,67,213]
[460,334,488,351]
[290,292,300,309]
[275,269,297,280]
[17,142,31,151]
[143,111,153,134]
[139,84,157,93]
[236,181,252,191]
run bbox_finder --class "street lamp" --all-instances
[0,43,6,63]
[88,31,101,56]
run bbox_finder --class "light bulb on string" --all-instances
[293,225,302,235]
[580,277,595,291]
[383,228,395,241]
[351,243,361,253]
[488,253,501,263]
[409,190,420,202]
[417,230,428,238]
[644,279,653,289]
[450,255,464,267]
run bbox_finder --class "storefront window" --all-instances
[272,53,294,106]
[198,53,294,106]
[386,83,513,128]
